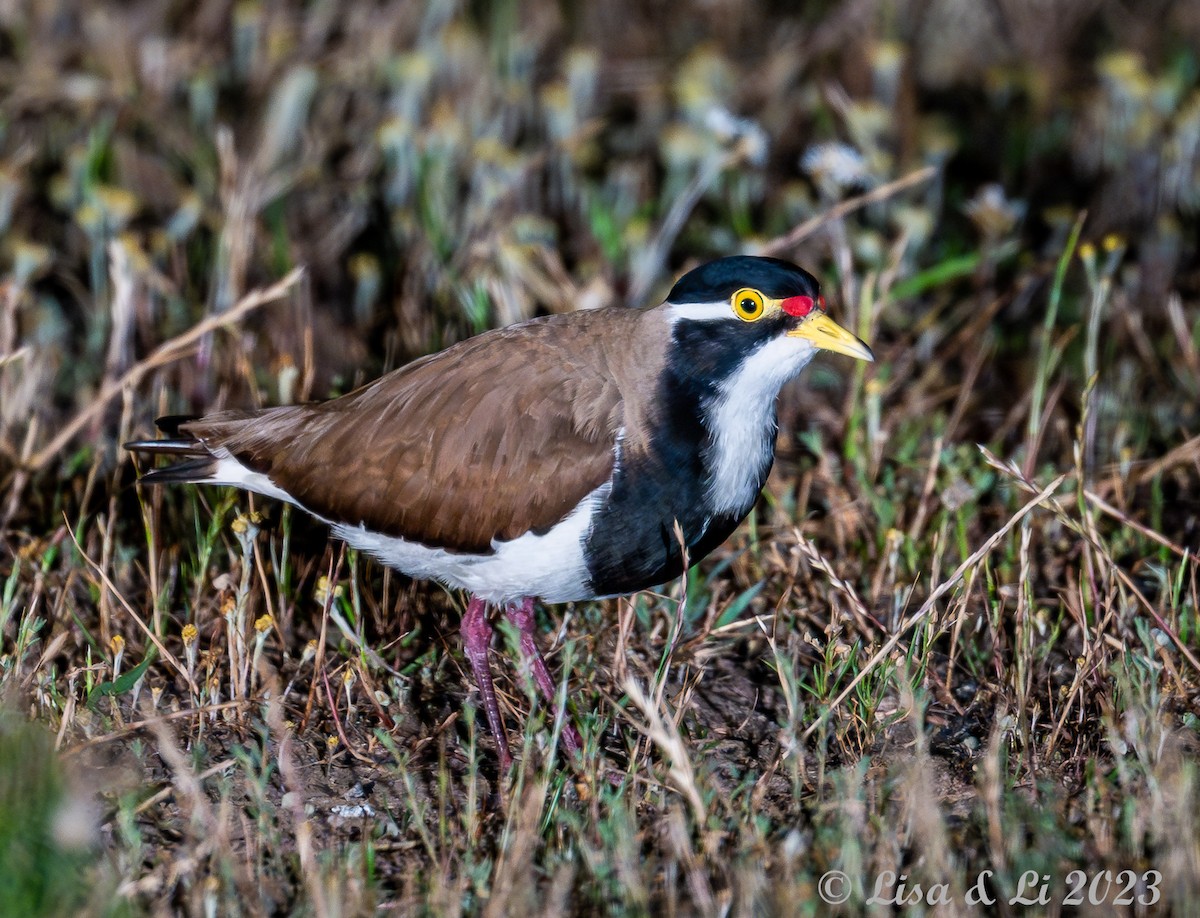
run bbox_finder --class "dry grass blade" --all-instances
[267,683,329,918]
[802,470,1067,741]
[132,758,236,817]
[0,346,29,369]
[981,446,1200,675]
[1083,488,1192,559]
[1132,432,1200,487]
[791,529,881,636]
[64,517,199,696]
[623,678,707,825]
[628,155,728,306]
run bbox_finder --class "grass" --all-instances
[2,0,1200,914]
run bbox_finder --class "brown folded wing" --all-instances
[182,307,657,554]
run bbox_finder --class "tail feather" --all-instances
[154,414,200,437]
[126,417,217,484]
[123,438,205,456]
[138,457,219,484]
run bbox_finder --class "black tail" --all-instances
[125,416,217,484]
[153,414,199,437]
[123,438,203,456]
[135,457,219,484]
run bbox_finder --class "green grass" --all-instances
[2,0,1200,914]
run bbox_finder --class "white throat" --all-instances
[701,333,818,516]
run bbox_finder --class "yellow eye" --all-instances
[731,288,765,321]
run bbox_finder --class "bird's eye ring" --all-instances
[731,288,766,321]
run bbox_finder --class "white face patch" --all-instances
[665,301,741,324]
[700,332,818,516]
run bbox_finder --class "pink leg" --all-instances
[504,598,583,758]
[460,595,512,769]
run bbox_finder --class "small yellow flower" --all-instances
[314,575,344,604]
[94,185,139,225]
[182,624,199,646]
[231,511,263,535]
[254,615,274,634]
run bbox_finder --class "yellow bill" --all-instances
[787,313,874,362]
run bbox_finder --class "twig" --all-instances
[303,542,345,728]
[652,521,690,710]
[65,701,249,752]
[132,758,237,816]
[24,267,303,472]
[755,165,938,256]
[1132,433,1200,487]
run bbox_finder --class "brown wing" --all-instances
[183,307,657,554]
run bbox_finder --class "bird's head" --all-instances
[662,255,873,392]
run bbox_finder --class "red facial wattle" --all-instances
[781,295,816,317]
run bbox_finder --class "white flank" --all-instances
[701,333,818,516]
[211,453,301,505]
[209,449,610,605]
[332,482,610,605]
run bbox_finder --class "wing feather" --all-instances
[181,308,656,554]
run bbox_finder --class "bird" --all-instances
[126,255,873,768]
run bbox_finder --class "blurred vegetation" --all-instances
[1,0,1199,914]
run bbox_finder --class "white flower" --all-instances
[705,106,769,167]
[800,142,872,193]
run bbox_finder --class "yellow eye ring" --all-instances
[731,288,766,321]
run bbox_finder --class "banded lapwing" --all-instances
[127,255,873,768]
